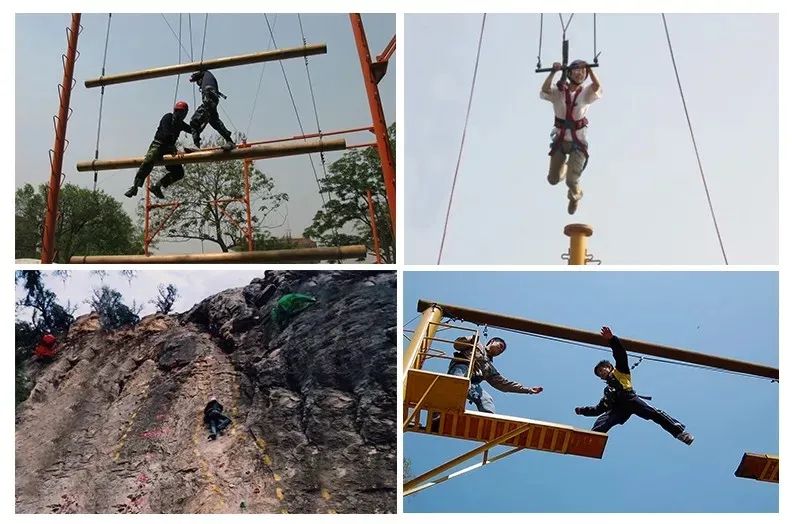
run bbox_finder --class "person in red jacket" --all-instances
[34,331,58,360]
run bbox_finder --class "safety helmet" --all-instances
[174,100,189,112]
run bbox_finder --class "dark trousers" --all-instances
[207,413,231,438]
[133,141,185,188]
[591,396,685,437]
[190,89,232,142]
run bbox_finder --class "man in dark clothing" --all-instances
[575,326,694,445]
[189,70,235,151]
[204,396,232,440]
[449,335,543,413]
[125,101,193,199]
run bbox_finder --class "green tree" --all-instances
[15,183,142,262]
[150,283,179,314]
[87,286,141,330]
[15,270,75,334]
[137,136,288,252]
[15,271,75,406]
[303,123,395,263]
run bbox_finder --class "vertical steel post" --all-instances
[366,189,382,263]
[349,14,396,237]
[564,223,593,265]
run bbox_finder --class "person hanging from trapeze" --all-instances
[540,59,601,215]
[536,14,603,215]
[125,100,193,199]
[188,69,235,151]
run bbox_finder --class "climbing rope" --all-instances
[173,14,182,107]
[558,13,575,36]
[200,14,209,62]
[263,14,344,251]
[297,13,342,248]
[536,14,543,69]
[92,13,112,192]
[661,14,728,264]
[160,14,192,59]
[437,14,486,264]
[189,14,196,107]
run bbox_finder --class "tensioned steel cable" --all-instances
[437,14,487,264]
[661,14,728,264]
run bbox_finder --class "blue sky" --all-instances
[403,271,778,512]
[15,14,394,253]
[405,14,778,264]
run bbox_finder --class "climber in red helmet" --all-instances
[34,331,58,361]
[125,101,194,200]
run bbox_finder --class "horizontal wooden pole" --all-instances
[76,138,346,172]
[70,245,367,264]
[417,299,779,380]
[85,44,327,88]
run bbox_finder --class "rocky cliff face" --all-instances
[15,270,397,514]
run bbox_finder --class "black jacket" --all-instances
[196,70,219,94]
[577,336,637,416]
[153,113,192,147]
[203,400,224,422]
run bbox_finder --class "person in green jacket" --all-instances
[271,293,318,329]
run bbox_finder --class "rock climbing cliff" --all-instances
[15,270,397,514]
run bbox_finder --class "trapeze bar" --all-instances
[69,245,367,264]
[416,300,779,380]
[85,44,328,88]
[76,138,346,172]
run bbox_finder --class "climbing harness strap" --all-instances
[549,85,589,160]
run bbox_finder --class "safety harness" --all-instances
[548,82,590,170]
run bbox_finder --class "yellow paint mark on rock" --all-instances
[328,509,337,514]
[275,487,284,500]
[262,454,272,466]
[321,488,331,500]
[273,473,281,482]
[279,509,289,514]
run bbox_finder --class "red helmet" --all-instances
[174,100,189,112]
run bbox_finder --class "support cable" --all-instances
[437,14,486,264]
[92,13,112,192]
[661,14,728,264]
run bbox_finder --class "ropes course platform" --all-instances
[734,453,779,483]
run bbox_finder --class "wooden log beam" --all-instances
[85,44,327,88]
[70,245,368,264]
[76,138,346,172]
